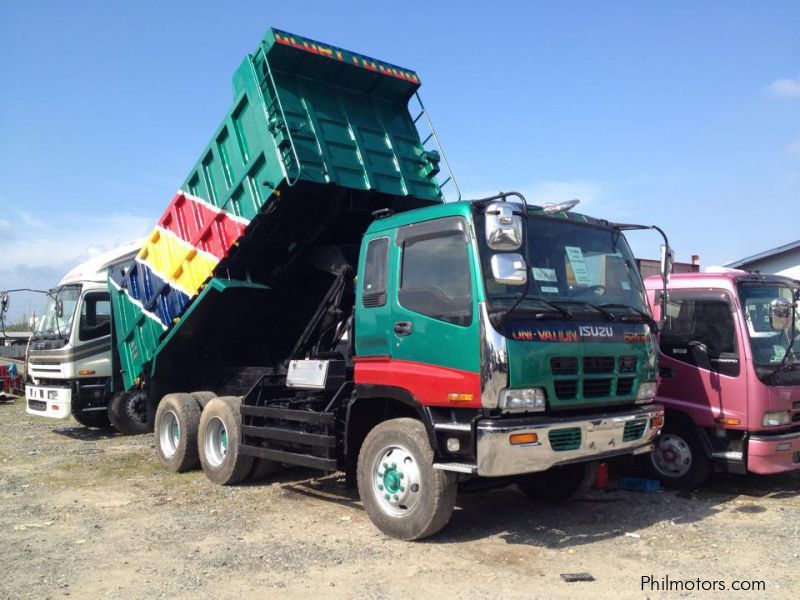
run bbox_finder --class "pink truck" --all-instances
[643,269,800,488]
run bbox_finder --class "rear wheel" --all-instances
[649,420,711,489]
[357,418,456,541]
[517,461,598,502]
[109,391,150,434]
[198,396,253,485]
[155,393,201,472]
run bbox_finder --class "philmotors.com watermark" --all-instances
[641,575,766,592]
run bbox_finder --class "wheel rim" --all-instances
[204,416,229,468]
[159,411,180,458]
[371,444,422,517]
[652,433,693,478]
[125,392,147,424]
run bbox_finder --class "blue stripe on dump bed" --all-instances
[119,260,190,328]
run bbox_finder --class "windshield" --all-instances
[739,282,800,366]
[477,212,649,320]
[35,285,81,338]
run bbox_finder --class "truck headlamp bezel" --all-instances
[635,381,657,404]
[762,410,791,427]
[498,388,546,413]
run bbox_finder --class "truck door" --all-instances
[388,216,481,407]
[657,289,745,426]
[74,291,113,378]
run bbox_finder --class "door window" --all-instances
[79,293,111,341]
[660,292,739,375]
[398,229,472,326]
[362,237,389,307]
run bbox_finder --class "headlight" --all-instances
[762,410,791,427]
[47,390,59,400]
[499,388,546,413]
[635,381,658,404]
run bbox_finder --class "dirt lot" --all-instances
[1,397,798,600]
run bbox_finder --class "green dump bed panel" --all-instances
[111,28,447,390]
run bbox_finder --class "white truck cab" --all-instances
[25,241,146,431]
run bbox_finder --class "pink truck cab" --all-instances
[643,269,800,488]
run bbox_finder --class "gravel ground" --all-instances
[1,396,798,599]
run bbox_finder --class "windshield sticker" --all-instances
[621,281,631,290]
[541,286,559,294]
[532,267,558,282]
[564,246,592,285]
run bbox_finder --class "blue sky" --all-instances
[2,1,799,321]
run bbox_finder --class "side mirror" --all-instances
[0,292,8,315]
[769,297,793,331]
[56,299,64,319]
[491,253,528,285]
[485,202,523,251]
[688,340,708,354]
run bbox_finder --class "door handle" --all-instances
[394,321,413,336]
[659,366,675,378]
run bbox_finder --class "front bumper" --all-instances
[747,430,800,475]
[25,384,72,419]
[475,404,664,477]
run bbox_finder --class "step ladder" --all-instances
[239,375,352,471]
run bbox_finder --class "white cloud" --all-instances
[0,210,152,322]
[767,75,800,98]
[0,211,151,272]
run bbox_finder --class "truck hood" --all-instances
[504,320,657,411]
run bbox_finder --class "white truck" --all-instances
[22,241,149,432]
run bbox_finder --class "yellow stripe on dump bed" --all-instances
[137,227,219,297]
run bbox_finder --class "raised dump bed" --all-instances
[110,28,454,391]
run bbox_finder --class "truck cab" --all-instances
[25,241,145,430]
[644,270,800,487]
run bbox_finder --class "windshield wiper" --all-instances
[549,300,616,321]
[599,303,659,330]
[490,295,573,319]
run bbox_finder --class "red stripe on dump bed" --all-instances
[157,192,248,261]
[354,357,482,408]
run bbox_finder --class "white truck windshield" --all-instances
[35,285,81,338]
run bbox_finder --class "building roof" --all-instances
[725,239,800,268]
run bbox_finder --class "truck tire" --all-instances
[198,396,253,485]
[357,418,457,541]
[108,391,150,435]
[517,461,598,502]
[72,406,112,430]
[190,391,216,409]
[648,420,711,489]
[155,393,201,472]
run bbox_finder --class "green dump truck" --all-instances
[109,28,665,539]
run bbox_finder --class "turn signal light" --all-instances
[715,418,741,426]
[447,393,474,403]
[509,433,538,445]
[79,370,96,376]
[650,415,664,429]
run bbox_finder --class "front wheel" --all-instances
[108,391,150,434]
[517,461,598,502]
[648,420,711,489]
[357,418,456,541]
